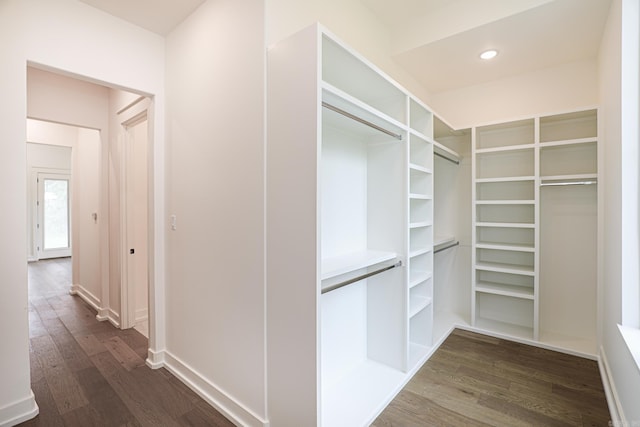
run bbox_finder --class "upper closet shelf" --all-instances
[433,141,461,165]
[475,176,535,184]
[475,143,534,154]
[539,137,597,147]
[322,84,405,141]
[321,250,397,281]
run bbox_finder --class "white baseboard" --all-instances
[146,348,165,369]
[599,346,627,426]
[135,308,148,324]
[69,284,102,313]
[162,350,268,427]
[0,391,38,427]
[69,284,121,328]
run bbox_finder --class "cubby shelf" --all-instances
[539,137,597,147]
[475,143,535,154]
[409,194,433,200]
[476,200,535,205]
[475,176,535,183]
[409,163,433,174]
[409,273,432,289]
[475,281,535,299]
[475,262,535,276]
[476,222,535,229]
[475,242,535,252]
[409,296,433,318]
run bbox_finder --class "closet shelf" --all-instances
[410,221,432,229]
[475,242,535,253]
[474,317,534,340]
[409,296,433,318]
[408,343,431,368]
[434,141,461,164]
[475,143,535,154]
[475,200,535,205]
[322,84,405,140]
[539,137,597,148]
[409,193,433,200]
[540,173,597,182]
[321,250,397,281]
[475,176,535,183]
[408,128,435,144]
[409,163,433,174]
[475,281,535,299]
[476,222,535,229]
[475,262,535,276]
[409,271,432,289]
[409,248,431,258]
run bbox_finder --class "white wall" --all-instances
[266,0,431,103]
[598,0,640,423]
[429,59,599,129]
[164,0,267,424]
[0,0,165,424]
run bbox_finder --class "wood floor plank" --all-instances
[30,334,89,415]
[103,336,147,371]
[375,329,610,426]
[91,350,182,427]
[23,258,234,427]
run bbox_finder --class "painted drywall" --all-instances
[598,0,640,423]
[266,0,431,104]
[429,59,599,129]
[75,128,102,308]
[0,0,165,424]
[165,0,267,423]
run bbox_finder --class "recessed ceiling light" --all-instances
[480,49,498,60]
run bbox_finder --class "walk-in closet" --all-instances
[267,22,601,427]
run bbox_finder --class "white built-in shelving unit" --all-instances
[471,109,598,354]
[267,24,436,427]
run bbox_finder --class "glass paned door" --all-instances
[43,178,69,250]
[37,173,71,259]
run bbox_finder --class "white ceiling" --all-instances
[79,0,612,94]
[79,0,206,35]
[363,0,612,93]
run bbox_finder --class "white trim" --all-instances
[618,324,640,374]
[145,348,165,369]
[0,391,38,427]
[69,284,101,312]
[107,309,121,328]
[162,350,269,427]
[599,346,627,427]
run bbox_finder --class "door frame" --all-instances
[119,98,151,331]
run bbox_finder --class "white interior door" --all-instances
[121,115,149,334]
[37,173,72,259]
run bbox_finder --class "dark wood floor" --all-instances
[24,258,611,426]
[21,258,234,427]
[373,329,611,427]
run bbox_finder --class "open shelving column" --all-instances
[471,109,598,354]
[472,119,538,339]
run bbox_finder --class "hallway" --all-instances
[22,258,234,426]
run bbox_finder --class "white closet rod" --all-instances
[321,101,403,140]
[540,180,597,187]
[435,151,460,165]
[321,261,402,294]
